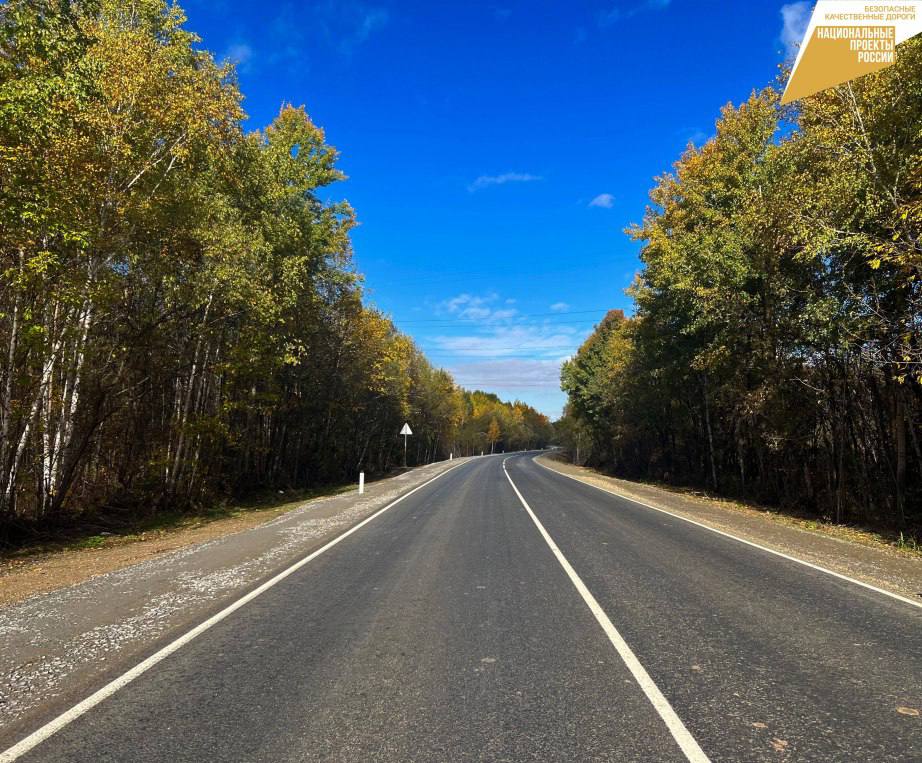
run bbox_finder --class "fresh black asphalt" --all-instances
[10,454,922,761]
[511,457,922,761]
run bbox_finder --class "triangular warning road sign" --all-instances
[400,423,413,436]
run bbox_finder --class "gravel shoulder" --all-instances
[0,490,355,608]
[536,454,922,603]
[0,457,471,745]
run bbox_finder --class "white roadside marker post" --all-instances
[358,472,365,494]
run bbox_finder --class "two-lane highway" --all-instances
[4,454,921,761]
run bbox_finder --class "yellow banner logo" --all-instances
[782,2,922,103]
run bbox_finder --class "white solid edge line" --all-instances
[0,460,469,763]
[532,456,922,612]
[501,458,710,763]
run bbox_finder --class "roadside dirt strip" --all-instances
[536,455,922,605]
[0,458,472,741]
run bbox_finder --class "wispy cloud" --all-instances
[268,0,388,67]
[588,193,615,209]
[780,2,811,60]
[673,125,709,147]
[352,7,389,47]
[439,293,518,322]
[468,172,543,192]
[432,325,578,360]
[223,42,254,71]
[424,291,580,416]
[449,359,563,390]
[428,293,579,359]
[598,7,623,26]
[320,1,389,54]
[599,0,672,27]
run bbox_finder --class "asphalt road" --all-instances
[5,454,922,761]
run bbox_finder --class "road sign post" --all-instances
[400,422,413,467]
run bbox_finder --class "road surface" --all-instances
[4,454,921,761]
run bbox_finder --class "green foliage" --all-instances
[561,49,922,530]
[0,0,548,534]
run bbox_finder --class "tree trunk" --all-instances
[702,374,718,491]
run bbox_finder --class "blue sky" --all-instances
[183,0,810,418]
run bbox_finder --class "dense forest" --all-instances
[0,0,552,538]
[559,39,922,533]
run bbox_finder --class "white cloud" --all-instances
[443,293,485,314]
[780,2,811,60]
[448,357,568,418]
[353,7,389,46]
[588,193,615,209]
[223,42,253,70]
[424,293,583,417]
[431,324,578,360]
[428,293,582,377]
[461,306,491,320]
[439,293,518,323]
[468,172,542,192]
[449,359,563,390]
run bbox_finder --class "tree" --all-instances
[0,0,553,541]
[560,55,922,533]
[487,417,501,454]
